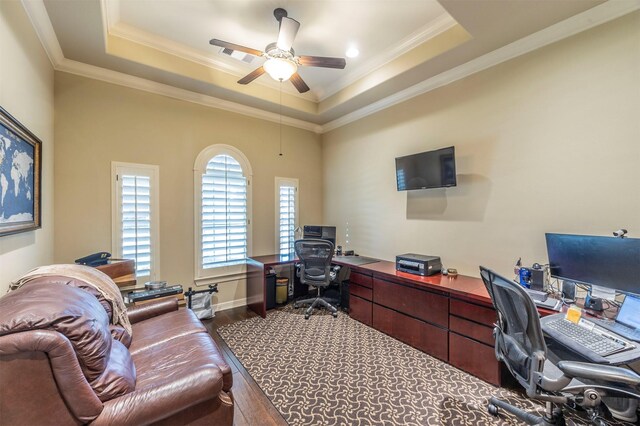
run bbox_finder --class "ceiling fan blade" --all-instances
[210,39,264,57]
[276,17,300,51]
[238,66,265,85]
[290,72,310,93]
[298,55,346,69]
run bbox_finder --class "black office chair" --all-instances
[479,266,640,425]
[293,239,341,320]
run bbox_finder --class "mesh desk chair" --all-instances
[479,266,640,425]
[293,239,341,320]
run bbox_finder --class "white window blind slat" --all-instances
[201,154,248,269]
[120,174,153,277]
[277,182,296,254]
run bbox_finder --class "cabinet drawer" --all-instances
[449,316,494,346]
[373,278,448,328]
[350,283,372,301]
[450,299,496,327]
[350,271,373,289]
[350,295,372,326]
[449,332,501,386]
[373,304,448,362]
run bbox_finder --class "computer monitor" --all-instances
[303,225,336,246]
[545,233,640,295]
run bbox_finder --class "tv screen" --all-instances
[395,146,457,191]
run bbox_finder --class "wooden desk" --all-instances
[332,258,511,385]
[246,254,297,318]
[246,254,556,386]
[95,258,136,288]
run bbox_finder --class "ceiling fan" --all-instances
[210,8,346,93]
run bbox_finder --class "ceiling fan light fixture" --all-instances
[264,57,297,82]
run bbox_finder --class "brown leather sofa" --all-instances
[0,278,233,425]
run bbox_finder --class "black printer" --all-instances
[396,253,442,276]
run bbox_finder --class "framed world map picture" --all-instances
[0,107,42,236]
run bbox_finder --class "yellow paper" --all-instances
[565,306,582,324]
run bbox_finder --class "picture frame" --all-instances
[0,106,42,236]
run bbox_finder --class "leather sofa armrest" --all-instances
[127,298,179,324]
[91,366,223,426]
[0,330,103,423]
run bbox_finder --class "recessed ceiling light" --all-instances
[345,47,359,58]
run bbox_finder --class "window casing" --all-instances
[275,177,298,254]
[194,145,252,281]
[111,162,160,282]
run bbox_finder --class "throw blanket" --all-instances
[10,264,132,336]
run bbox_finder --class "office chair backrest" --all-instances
[294,239,334,285]
[479,266,547,395]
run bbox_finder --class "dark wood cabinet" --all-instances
[349,270,373,288]
[350,283,372,301]
[449,316,494,346]
[349,294,372,326]
[448,297,503,386]
[449,332,502,385]
[373,278,448,328]
[373,304,448,361]
[450,299,496,326]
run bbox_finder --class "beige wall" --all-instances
[0,2,55,291]
[54,73,323,307]
[323,12,640,279]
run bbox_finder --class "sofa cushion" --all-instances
[132,333,225,391]
[91,339,136,401]
[0,283,112,381]
[128,309,207,355]
[93,334,226,426]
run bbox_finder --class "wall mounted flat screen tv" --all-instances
[395,146,457,191]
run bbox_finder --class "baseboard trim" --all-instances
[214,298,247,312]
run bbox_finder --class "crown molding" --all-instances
[21,0,64,66]
[21,0,640,135]
[20,0,322,133]
[56,58,323,133]
[316,13,457,101]
[321,0,640,133]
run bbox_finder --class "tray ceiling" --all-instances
[29,0,629,132]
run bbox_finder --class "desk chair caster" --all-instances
[488,398,565,425]
[294,300,339,320]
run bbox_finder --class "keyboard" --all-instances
[545,318,630,357]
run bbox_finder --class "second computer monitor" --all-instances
[545,233,640,295]
[303,225,336,247]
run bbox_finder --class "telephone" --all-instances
[75,252,111,267]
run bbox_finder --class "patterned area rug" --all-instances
[217,306,629,425]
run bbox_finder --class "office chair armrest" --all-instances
[329,264,341,281]
[557,361,640,386]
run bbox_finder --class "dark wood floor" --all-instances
[203,307,288,426]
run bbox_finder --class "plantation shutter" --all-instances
[278,183,296,254]
[120,174,152,277]
[202,154,247,268]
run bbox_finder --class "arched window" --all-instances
[194,145,252,280]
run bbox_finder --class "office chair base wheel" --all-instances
[332,312,338,318]
[304,314,310,320]
[487,404,499,417]
[293,303,299,309]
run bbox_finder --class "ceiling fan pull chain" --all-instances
[279,82,283,157]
